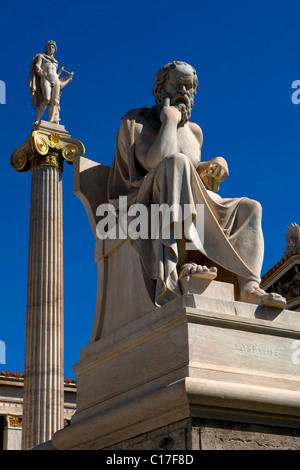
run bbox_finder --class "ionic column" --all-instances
[10,124,84,449]
[3,415,23,450]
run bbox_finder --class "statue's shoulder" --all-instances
[121,107,148,122]
[30,53,42,67]
[188,121,203,146]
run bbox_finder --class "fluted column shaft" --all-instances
[22,165,64,449]
[10,126,84,449]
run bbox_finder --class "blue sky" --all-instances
[0,0,299,379]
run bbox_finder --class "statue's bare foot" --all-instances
[240,286,286,309]
[178,262,217,281]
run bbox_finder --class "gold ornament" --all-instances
[36,136,49,155]
[63,143,80,162]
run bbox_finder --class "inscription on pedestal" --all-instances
[234,343,279,357]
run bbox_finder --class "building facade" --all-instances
[0,371,76,450]
[261,223,300,312]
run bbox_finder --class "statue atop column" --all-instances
[29,40,74,125]
[11,40,85,448]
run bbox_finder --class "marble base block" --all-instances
[32,120,70,136]
[52,294,300,450]
[103,418,300,450]
[180,277,234,300]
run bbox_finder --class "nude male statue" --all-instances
[29,41,73,125]
[108,61,286,309]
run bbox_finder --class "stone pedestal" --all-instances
[10,122,85,449]
[47,156,300,451]
[52,293,300,450]
[103,418,300,450]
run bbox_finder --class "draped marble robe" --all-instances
[108,107,264,306]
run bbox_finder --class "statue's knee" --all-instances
[241,198,262,218]
[164,153,190,168]
[167,153,188,162]
[250,199,262,215]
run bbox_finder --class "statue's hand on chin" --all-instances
[159,97,182,125]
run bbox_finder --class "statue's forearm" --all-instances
[35,55,42,71]
[145,121,178,170]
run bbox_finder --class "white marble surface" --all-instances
[52,294,300,450]
[22,165,64,449]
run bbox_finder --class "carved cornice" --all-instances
[10,130,85,173]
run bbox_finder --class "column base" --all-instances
[32,120,70,136]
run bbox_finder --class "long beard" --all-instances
[173,101,192,127]
[157,93,193,127]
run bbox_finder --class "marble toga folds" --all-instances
[108,107,264,306]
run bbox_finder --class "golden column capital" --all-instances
[4,415,22,429]
[10,129,85,173]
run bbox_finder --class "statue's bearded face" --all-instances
[157,65,196,127]
[170,93,194,127]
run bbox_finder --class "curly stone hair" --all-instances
[152,61,199,106]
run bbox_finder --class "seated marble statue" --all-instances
[107,61,286,309]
